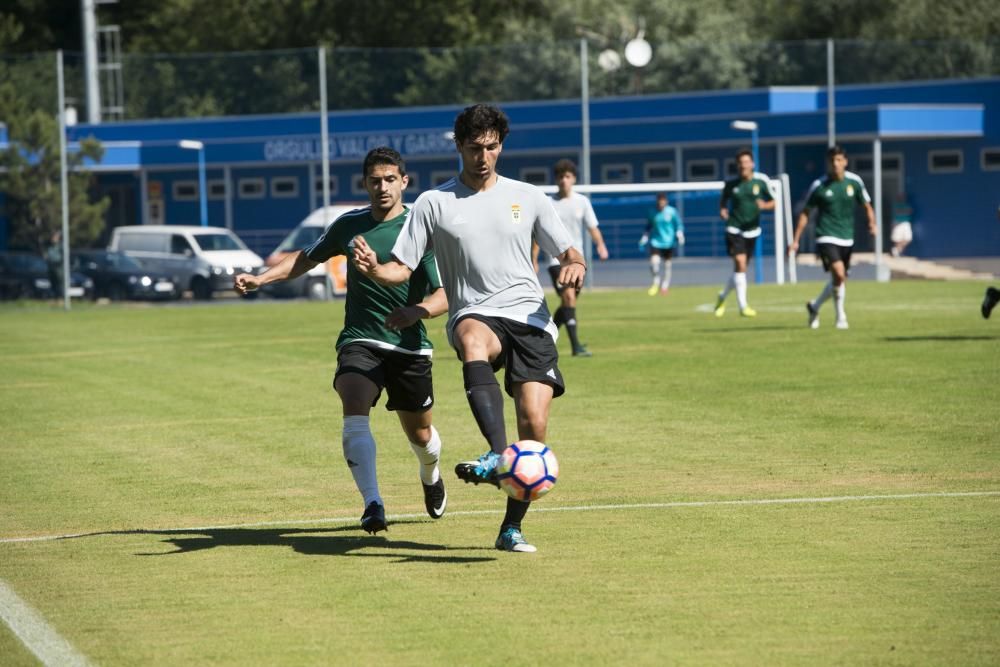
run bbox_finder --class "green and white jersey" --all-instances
[804,171,871,246]
[720,172,775,238]
[305,206,442,355]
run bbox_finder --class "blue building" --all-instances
[4,76,998,260]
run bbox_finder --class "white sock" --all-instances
[719,274,735,300]
[813,281,834,309]
[834,284,846,321]
[734,272,748,310]
[409,426,441,485]
[342,415,381,507]
[662,261,672,290]
[649,254,661,282]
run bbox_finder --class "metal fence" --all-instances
[2,39,997,121]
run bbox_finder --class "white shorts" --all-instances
[891,222,912,244]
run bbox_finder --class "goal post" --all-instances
[538,178,796,286]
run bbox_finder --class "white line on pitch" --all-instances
[2,491,997,545]
[0,579,91,667]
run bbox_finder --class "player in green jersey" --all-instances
[790,145,876,330]
[234,147,448,534]
[714,149,776,318]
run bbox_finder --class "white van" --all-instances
[263,205,362,299]
[108,225,263,300]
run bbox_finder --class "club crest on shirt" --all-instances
[752,184,760,195]
[511,204,522,224]
[846,184,855,197]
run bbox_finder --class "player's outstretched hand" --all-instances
[351,235,377,276]
[234,273,259,295]
[558,261,586,291]
[787,240,799,255]
[385,305,428,331]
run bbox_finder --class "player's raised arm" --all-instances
[234,250,317,295]
[351,235,413,286]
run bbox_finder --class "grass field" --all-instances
[1,280,998,665]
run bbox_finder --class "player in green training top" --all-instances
[790,145,876,330]
[714,149,776,318]
[233,147,448,535]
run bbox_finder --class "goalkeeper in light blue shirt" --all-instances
[639,193,685,296]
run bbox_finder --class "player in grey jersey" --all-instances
[533,158,609,357]
[353,104,586,553]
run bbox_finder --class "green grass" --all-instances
[1,280,998,665]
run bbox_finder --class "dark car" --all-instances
[72,250,181,301]
[0,251,94,300]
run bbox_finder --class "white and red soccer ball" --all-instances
[497,440,559,502]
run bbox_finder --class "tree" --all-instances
[0,79,108,254]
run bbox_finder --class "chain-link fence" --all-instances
[4,39,995,121]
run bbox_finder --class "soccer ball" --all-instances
[497,440,559,502]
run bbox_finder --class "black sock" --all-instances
[501,497,530,531]
[463,361,508,455]
[564,307,581,349]
[553,306,565,328]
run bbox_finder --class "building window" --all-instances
[271,176,299,198]
[928,150,963,174]
[686,159,718,181]
[238,178,266,199]
[351,174,367,196]
[405,173,419,192]
[172,181,198,202]
[853,154,902,173]
[602,163,633,184]
[431,171,454,188]
[981,147,1000,171]
[208,180,227,200]
[643,162,673,182]
[313,176,340,198]
[724,158,738,178]
[520,168,549,186]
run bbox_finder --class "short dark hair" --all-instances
[363,146,406,178]
[657,193,667,200]
[735,148,754,162]
[827,145,847,160]
[453,104,510,146]
[554,159,577,177]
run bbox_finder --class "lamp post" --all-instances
[730,120,763,283]
[179,140,207,227]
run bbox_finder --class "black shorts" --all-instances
[649,247,674,260]
[547,264,581,297]
[454,314,566,399]
[816,243,853,273]
[334,343,434,412]
[726,232,759,258]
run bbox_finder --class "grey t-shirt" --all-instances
[392,174,574,344]
[548,191,599,267]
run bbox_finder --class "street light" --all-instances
[179,139,207,227]
[730,120,759,166]
[730,120,763,283]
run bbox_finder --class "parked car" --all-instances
[0,251,94,300]
[262,205,360,299]
[72,250,181,301]
[107,225,263,300]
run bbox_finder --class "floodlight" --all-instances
[731,120,759,131]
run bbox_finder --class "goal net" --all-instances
[538,177,796,286]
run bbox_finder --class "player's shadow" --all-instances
[62,522,496,564]
[882,335,997,342]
